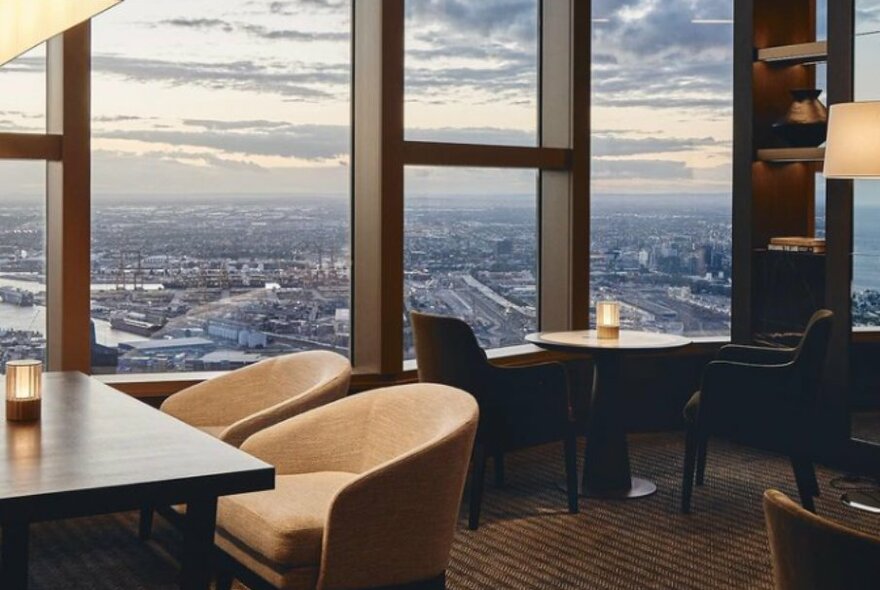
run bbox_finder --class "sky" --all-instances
[1,0,880,199]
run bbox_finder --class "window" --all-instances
[0,162,46,371]
[404,167,538,359]
[90,0,352,373]
[404,0,539,146]
[851,0,880,329]
[590,1,733,337]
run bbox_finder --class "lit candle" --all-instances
[5,360,42,422]
[596,301,620,340]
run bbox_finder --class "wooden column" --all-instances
[46,23,92,373]
[825,0,855,447]
[351,0,405,375]
[539,0,590,331]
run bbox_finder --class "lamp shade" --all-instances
[0,0,122,67]
[824,101,880,179]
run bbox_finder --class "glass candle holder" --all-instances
[596,301,620,340]
[5,360,42,422]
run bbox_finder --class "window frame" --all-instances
[0,2,740,395]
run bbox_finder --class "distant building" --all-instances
[206,319,268,349]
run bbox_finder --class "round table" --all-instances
[526,330,691,499]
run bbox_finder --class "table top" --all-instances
[0,372,274,522]
[526,330,691,353]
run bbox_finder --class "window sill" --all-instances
[100,337,731,398]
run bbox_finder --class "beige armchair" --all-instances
[764,489,880,589]
[214,383,479,590]
[139,351,351,539]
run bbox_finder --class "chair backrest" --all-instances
[764,489,880,590]
[410,311,490,401]
[161,350,351,432]
[357,383,480,472]
[789,309,833,405]
[319,384,479,590]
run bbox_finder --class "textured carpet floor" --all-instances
[25,432,880,589]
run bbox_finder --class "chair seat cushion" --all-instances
[217,471,358,569]
[684,391,701,422]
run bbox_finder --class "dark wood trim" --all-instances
[731,0,755,343]
[46,24,92,372]
[402,141,570,170]
[0,133,62,160]
[825,0,855,447]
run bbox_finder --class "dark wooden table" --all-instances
[526,330,690,499]
[0,372,274,589]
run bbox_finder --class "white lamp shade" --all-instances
[0,0,122,66]
[824,101,880,179]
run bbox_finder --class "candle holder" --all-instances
[5,360,42,422]
[596,301,620,340]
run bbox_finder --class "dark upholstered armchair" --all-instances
[411,312,579,530]
[681,310,833,514]
[764,489,880,590]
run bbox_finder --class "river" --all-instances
[0,275,163,348]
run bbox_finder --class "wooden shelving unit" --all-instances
[733,0,854,454]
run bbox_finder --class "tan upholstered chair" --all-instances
[139,351,351,538]
[214,383,479,590]
[764,489,880,590]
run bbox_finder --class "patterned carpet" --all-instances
[25,432,880,589]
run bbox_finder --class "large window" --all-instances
[851,0,880,328]
[0,163,46,370]
[90,0,352,373]
[403,167,537,359]
[589,0,733,337]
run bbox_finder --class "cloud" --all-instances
[592,159,692,180]
[159,18,234,32]
[91,54,347,102]
[239,24,348,42]
[406,0,537,43]
[407,126,534,146]
[97,122,349,161]
[593,134,725,157]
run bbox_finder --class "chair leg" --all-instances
[791,456,818,513]
[563,430,579,514]
[468,445,487,530]
[138,506,154,541]
[493,451,505,488]
[681,424,699,514]
[695,436,708,486]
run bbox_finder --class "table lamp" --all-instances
[596,301,621,339]
[1,0,123,66]
[6,360,42,422]
[824,101,880,179]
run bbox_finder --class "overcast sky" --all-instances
[1,0,880,199]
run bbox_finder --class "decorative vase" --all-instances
[772,89,828,147]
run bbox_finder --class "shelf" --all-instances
[756,147,825,163]
[757,41,827,65]
[754,248,825,257]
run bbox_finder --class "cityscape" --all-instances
[7,192,880,373]
[0,192,731,374]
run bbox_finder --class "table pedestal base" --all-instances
[558,476,657,499]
